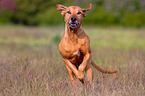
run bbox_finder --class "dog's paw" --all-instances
[78,70,84,80]
[78,65,85,72]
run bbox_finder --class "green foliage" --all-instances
[0,12,13,23]
[120,12,145,27]
[83,7,119,26]
[36,7,63,25]
[0,0,145,26]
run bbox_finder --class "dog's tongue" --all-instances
[68,22,79,28]
[71,24,76,27]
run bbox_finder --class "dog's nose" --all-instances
[71,16,77,22]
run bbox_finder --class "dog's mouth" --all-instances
[68,22,79,29]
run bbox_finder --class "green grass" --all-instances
[85,27,145,50]
[0,26,144,49]
[0,26,145,96]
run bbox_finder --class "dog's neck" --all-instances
[64,24,83,44]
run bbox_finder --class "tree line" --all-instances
[0,0,145,27]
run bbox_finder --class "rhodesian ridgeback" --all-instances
[56,4,117,84]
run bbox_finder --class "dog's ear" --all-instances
[82,4,92,17]
[56,4,67,16]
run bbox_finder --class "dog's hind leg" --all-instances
[85,63,92,84]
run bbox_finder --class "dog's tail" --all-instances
[91,61,117,74]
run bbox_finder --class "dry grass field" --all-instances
[0,26,145,96]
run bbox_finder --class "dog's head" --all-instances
[56,4,92,29]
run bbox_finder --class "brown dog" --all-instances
[56,4,117,84]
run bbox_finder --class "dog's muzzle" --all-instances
[68,16,79,29]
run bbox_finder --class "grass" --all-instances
[0,26,145,96]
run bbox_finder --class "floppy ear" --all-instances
[82,4,92,17]
[56,4,67,16]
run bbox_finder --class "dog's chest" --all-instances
[73,50,80,56]
[64,44,81,57]
[65,48,83,66]
[59,41,83,58]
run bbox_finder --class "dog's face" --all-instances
[56,4,92,29]
[65,6,83,29]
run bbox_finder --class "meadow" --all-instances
[0,26,144,96]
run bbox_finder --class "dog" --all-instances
[56,4,117,84]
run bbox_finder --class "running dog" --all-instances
[56,4,117,84]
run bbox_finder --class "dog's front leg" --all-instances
[78,52,91,72]
[63,58,84,79]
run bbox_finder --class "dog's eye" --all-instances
[67,11,71,14]
[77,12,81,15]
